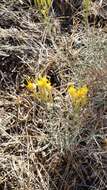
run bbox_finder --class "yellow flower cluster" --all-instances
[25,76,89,108]
[68,84,89,108]
[25,76,52,102]
[36,76,52,102]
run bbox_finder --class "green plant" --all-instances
[83,0,91,26]
[34,0,52,20]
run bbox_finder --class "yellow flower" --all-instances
[24,79,36,92]
[68,84,89,109]
[77,85,88,98]
[68,84,78,102]
[36,76,51,90]
[25,76,52,102]
[36,76,52,102]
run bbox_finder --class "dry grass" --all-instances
[0,0,107,190]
